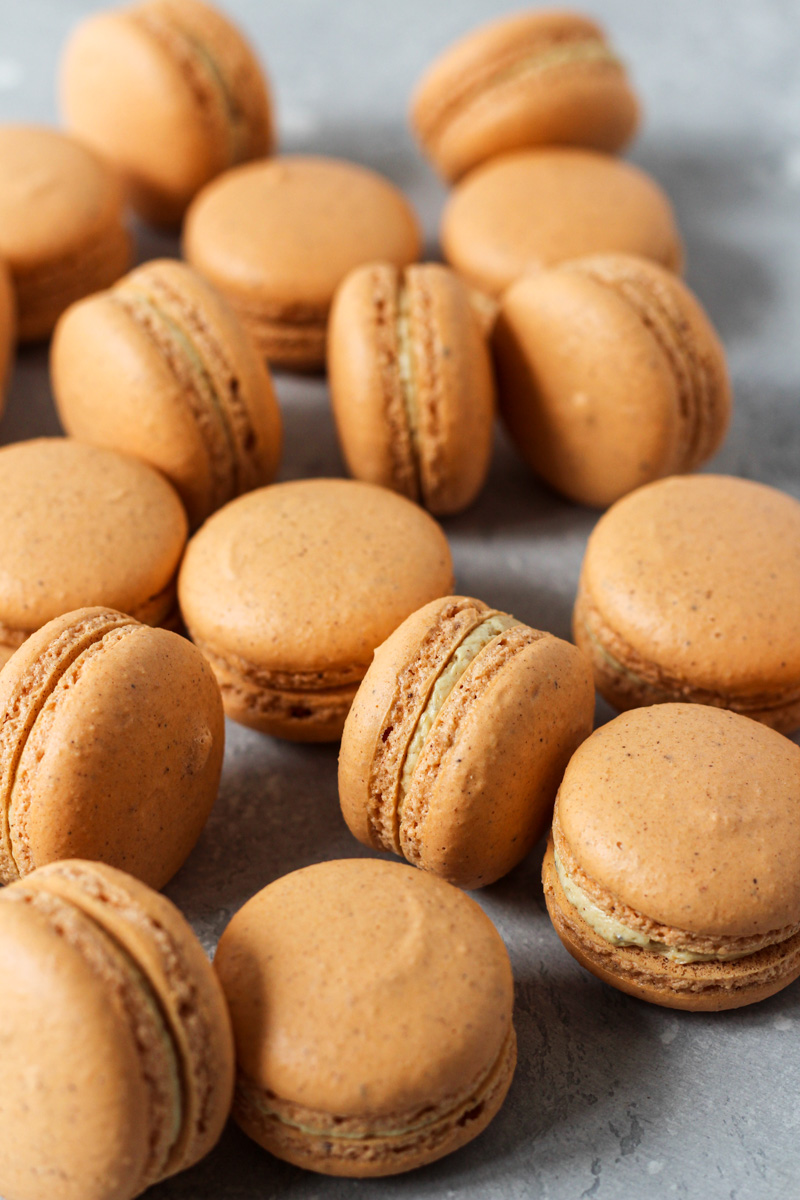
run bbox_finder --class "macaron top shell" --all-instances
[214,858,514,1119]
[441,148,682,297]
[0,439,187,645]
[178,478,454,675]
[411,9,639,180]
[0,125,126,272]
[556,704,800,938]
[184,156,422,318]
[579,475,800,694]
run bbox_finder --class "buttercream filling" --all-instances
[395,282,423,498]
[398,613,520,804]
[553,845,754,964]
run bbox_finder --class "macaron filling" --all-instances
[395,279,424,499]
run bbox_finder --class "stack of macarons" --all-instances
[0,1,797,1195]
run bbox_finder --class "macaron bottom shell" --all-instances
[542,840,800,1011]
[232,1026,517,1177]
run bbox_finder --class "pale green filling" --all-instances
[553,846,751,964]
[489,40,620,91]
[185,35,245,163]
[250,1093,451,1142]
[584,621,648,688]
[130,957,184,1151]
[399,614,520,800]
[395,284,421,481]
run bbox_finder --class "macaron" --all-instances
[0,438,187,667]
[61,0,273,226]
[183,155,423,370]
[340,595,594,889]
[178,478,454,741]
[0,255,15,413]
[0,125,131,341]
[0,858,234,1200]
[214,858,516,1176]
[441,147,683,298]
[493,253,731,507]
[328,262,495,515]
[542,704,800,1011]
[410,9,640,182]
[0,607,224,889]
[574,475,800,733]
[52,258,282,530]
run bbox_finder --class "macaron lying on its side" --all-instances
[184,155,423,370]
[0,256,15,415]
[0,608,224,889]
[61,0,274,226]
[0,859,234,1200]
[0,126,131,341]
[493,254,731,507]
[574,474,800,732]
[214,859,516,1176]
[543,704,800,1010]
[339,595,594,888]
[0,439,188,667]
[411,9,640,182]
[328,262,495,515]
[178,479,454,740]
[441,147,682,298]
[52,259,282,529]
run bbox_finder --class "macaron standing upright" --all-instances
[0,256,16,414]
[493,254,731,507]
[340,595,594,889]
[52,259,282,529]
[411,9,639,182]
[0,126,130,341]
[214,858,516,1176]
[328,262,495,515]
[0,607,224,890]
[184,155,423,370]
[0,439,187,667]
[0,858,234,1200]
[574,475,800,733]
[441,148,682,298]
[543,704,800,1011]
[61,0,273,226]
[178,478,454,741]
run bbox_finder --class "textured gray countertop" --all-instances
[2,2,800,1197]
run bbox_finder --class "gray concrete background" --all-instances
[1,2,800,1197]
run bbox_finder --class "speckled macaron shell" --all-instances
[574,475,800,732]
[410,9,639,182]
[340,595,595,889]
[178,479,454,740]
[183,155,423,369]
[441,148,682,298]
[328,262,495,515]
[0,439,187,667]
[61,0,274,226]
[493,254,731,507]
[52,259,282,529]
[542,704,800,1010]
[0,858,234,1200]
[0,256,15,412]
[0,126,131,341]
[0,607,224,889]
[214,858,516,1176]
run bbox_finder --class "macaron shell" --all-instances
[0,256,16,410]
[556,704,800,937]
[214,858,514,1120]
[441,148,682,297]
[0,893,165,1200]
[178,479,454,676]
[494,268,683,507]
[60,1,273,226]
[542,839,800,1012]
[411,11,639,181]
[25,859,235,1178]
[52,259,282,529]
[2,621,223,888]
[576,475,800,698]
[0,439,187,643]
[402,629,595,888]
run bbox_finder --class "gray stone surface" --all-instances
[1,1,800,1197]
